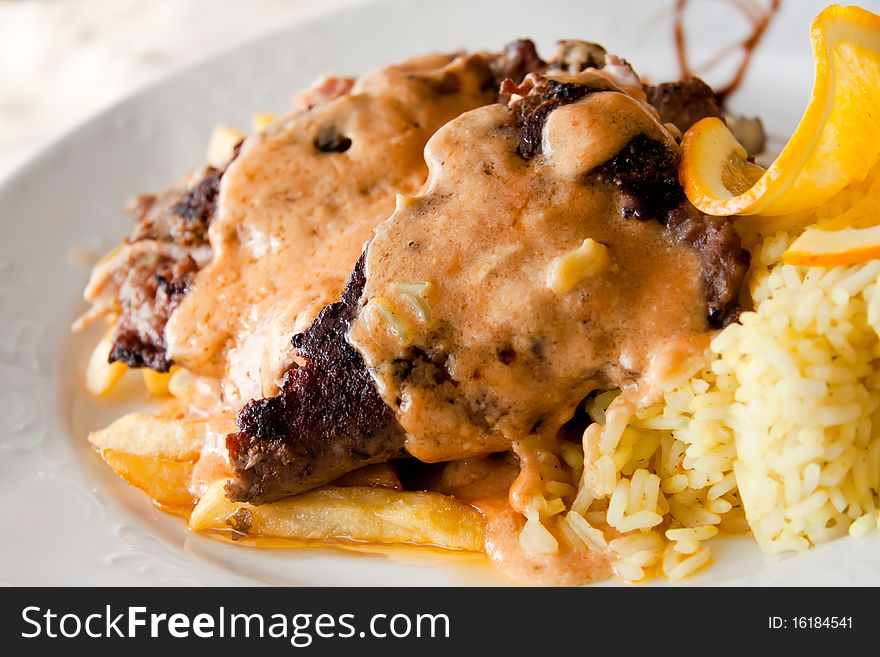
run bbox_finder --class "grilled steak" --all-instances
[512,76,748,325]
[645,77,723,134]
[226,256,406,504]
[512,77,616,160]
[90,38,737,379]
[163,43,563,401]
[111,253,199,371]
[490,39,546,89]
[666,202,750,326]
[108,156,236,372]
[646,77,766,155]
[228,65,750,505]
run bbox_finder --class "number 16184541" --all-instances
[769,617,853,630]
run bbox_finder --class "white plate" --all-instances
[2,0,876,586]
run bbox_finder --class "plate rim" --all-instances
[1,0,875,587]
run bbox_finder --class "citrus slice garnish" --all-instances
[784,169,880,265]
[783,225,880,266]
[680,5,880,217]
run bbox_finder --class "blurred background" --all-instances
[0,0,848,182]
[0,0,359,180]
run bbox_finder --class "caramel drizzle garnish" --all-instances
[675,0,781,103]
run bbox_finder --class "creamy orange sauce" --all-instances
[166,53,498,403]
[348,73,709,464]
[508,436,571,514]
[188,420,234,499]
[481,503,611,585]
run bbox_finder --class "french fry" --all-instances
[167,367,221,411]
[190,481,485,552]
[88,412,209,508]
[100,450,196,508]
[167,367,196,402]
[206,124,245,167]
[85,329,127,396]
[251,112,277,132]
[142,367,174,397]
[88,412,205,460]
[332,462,402,490]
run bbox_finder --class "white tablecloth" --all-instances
[0,0,361,181]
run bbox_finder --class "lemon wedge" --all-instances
[680,5,880,217]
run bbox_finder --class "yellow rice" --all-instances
[519,221,880,582]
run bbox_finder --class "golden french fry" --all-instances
[88,412,205,460]
[88,412,210,509]
[332,462,402,490]
[167,367,195,402]
[206,124,245,167]
[85,329,127,396]
[190,481,485,552]
[166,368,221,411]
[251,112,277,132]
[142,367,174,397]
[100,449,195,508]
